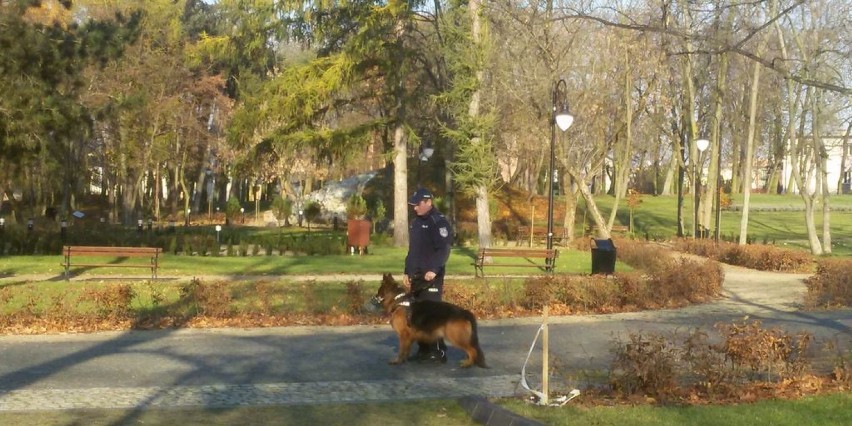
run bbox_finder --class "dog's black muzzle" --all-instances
[363,295,383,314]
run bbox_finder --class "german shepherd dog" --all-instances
[372,273,487,368]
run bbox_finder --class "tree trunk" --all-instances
[774,8,822,255]
[392,121,408,247]
[738,34,767,244]
[469,0,492,248]
[571,171,610,239]
[561,176,578,243]
[813,93,832,254]
[677,6,697,237]
[702,52,727,234]
[836,122,851,194]
[607,59,633,230]
[791,87,822,254]
[660,153,675,195]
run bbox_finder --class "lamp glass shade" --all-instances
[555,114,574,131]
[422,147,434,159]
[696,139,710,152]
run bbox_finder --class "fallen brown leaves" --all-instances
[574,374,848,407]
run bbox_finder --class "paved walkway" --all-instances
[0,376,519,411]
[0,265,850,412]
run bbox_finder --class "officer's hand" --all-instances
[424,271,436,281]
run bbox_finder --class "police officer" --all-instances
[404,187,453,363]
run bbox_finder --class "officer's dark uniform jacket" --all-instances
[404,207,452,298]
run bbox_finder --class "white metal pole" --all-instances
[542,305,549,405]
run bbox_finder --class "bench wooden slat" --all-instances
[478,264,546,267]
[480,251,554,257]
[516,226,569,246]
[62,245,160,280]
[586,224,629,236]
[64,263,157,268]
[473,247,558,277]
[64,246,161,256]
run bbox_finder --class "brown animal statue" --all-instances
[372,273,487,368]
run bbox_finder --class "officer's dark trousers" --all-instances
[413,275,447,355]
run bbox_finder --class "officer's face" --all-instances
[411,199,432,216]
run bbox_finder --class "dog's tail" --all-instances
[466,311,488,368]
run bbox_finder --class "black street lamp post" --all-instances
[547,78,574,271]
[206,168,213,220]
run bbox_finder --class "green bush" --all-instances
[272,196,293,226]
[346,195,368,220]
[225,197,242,224]
[372,199,386,224]
[303,201,322,227]
[168,236,178,255]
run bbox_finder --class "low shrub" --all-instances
[300,281,321,314]
[345,281,366,314]
[254,280,275,315]
[672,239,814,272]
[607,320,820,401]
[715,319,812,383]
[609,332,680,398]
[82,284,135,319]
[651,258,724,304]
[613,238,671,271]
[608,239,724,306]
[804,258,852,309]
[178,278,233,318]
[520,276,551,310]
[518,254,722,314]
[444,280,514,315]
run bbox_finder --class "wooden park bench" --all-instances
[62,246,162,280]
[516,225,567,246]
[472,247,558,277]
[586,224,630,237]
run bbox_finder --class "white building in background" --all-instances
[782,136,851,195]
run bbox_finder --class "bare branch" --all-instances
[554,4,851,95]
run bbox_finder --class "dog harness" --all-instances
[391,292,416,325]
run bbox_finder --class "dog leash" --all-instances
[519,324,581,406]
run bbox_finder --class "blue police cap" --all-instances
[408,188,433,205]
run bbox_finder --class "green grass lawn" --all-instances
[1,393,849,426]
[500,392,852,426]
[580,193,852,256]
[0,246,620,278]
